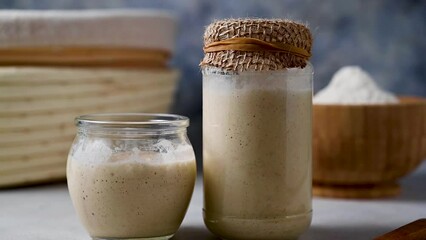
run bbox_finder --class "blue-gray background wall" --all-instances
[2,0,425,165]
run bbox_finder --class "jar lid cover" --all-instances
[201,18,312,72]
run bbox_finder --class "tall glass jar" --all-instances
[203,64,313,239]
[67,113,196,240]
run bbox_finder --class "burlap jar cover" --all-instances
[201,18,313,71]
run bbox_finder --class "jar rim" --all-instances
[76,113,189,129]
[201,62,313,76]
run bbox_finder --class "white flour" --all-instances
[314,66,398,104]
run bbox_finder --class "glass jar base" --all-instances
[92,234,174,240]
[203,210,312,240]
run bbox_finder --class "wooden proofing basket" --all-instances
[313,97,426,198]
[0,10,179,188]
[0,66,179,188]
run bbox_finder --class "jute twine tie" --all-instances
[201,18,313,72]
[203,37,311,59]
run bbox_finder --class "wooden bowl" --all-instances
[313,97,426,198]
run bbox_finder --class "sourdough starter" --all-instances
[203,69,312,240]
[67,142,196,239]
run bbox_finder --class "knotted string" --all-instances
[203,37,310,59]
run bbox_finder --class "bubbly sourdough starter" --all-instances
[67,143,196,239]
[203,70,312,240]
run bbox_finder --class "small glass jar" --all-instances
[203,64,313,240]
[67,113,196,240]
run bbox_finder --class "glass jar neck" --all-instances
[75,113,189,139]
[77,126,187,139]
[201,62,313,76]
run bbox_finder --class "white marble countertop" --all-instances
[1,161,425,240]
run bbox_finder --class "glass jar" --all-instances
[67,113,196,240]
[203,64,313,240]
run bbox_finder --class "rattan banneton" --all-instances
[201,18,312,72]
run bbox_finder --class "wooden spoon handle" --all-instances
[374,219,426,240]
